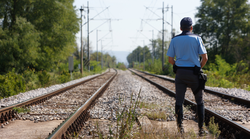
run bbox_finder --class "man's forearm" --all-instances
[168,57,175,65]
[200,54,208,68]
[200,60,206,68]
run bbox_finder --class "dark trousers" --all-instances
[175,69,203,106]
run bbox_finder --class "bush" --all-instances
[22,68,39,91]
[208,117,221,138]
[38,70,50,86]
[72,71,83,79]
[90,61,102,73]
[117,62,126,70]
[59,70,70,83]
[0,69,26,98]
[205,55,250,89]
[208,55,236,76]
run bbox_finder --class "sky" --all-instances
[73,0,202,63]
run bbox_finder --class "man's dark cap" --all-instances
[180,17,192,27]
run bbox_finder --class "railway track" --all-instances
[0,69,117,138]
[129,68,250,139]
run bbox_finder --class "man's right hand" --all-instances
[200,54,208,68]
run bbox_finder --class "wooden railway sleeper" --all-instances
[233,129,241,139]
[78,117,84,131]
[9,110,13,119]
[74,121,79,131]
[235,130,242,139]
[72,124,77,136]
[229,127,236,138]
[0,113,4,123]
[72,124,76,134]
[76,113,85,132]
[65,131,70,139]
[220,124,229,137]
[62,134,66,139]
[71,124,76,134]
[4,113,8,122]
[68,125,73,134]
[75,118,80,131]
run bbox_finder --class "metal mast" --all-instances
[87,1,90,71]
[80,6,84,74]
[162,2,164,71]
[143,40,145,70]
[96,30,98,61]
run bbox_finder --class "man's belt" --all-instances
[173,65,196,73]
[177,67,195,70]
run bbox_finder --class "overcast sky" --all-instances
[73,0,202,54]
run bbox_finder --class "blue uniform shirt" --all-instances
[167,31,207,67]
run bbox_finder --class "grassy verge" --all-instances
[0,68,107,99]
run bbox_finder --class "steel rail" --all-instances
[0,72,108,124]
[47,69,117,139]
[133,69,250,107]
[129,69,250,139]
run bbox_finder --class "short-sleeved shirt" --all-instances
[167,31,207,67]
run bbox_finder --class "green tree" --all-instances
[0,17,40,73]
[0,0,79,73]
[29,0,79,71]
[193,0,250,63]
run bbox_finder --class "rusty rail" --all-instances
[0,72,108,124]
[133,69,250,107]
[129,69,250,139]
[47,69,117,139]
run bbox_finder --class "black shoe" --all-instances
[199,128,208,136]
[179,127,185,134]
[175,105,184,134]
[197,104,207,136]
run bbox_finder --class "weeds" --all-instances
[139,102,159,109]
[208,117,221,138]
[146,111,167,120]
[66,132,79,139]
[115,89,141,138]
[92,88,142,139]
[13,107,30,113]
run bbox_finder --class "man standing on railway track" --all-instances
[166,17,208,136]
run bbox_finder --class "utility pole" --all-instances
[80,6,84,75]
[96,30,98,62]
[101,40,103,69]
[144,5,172,70]
[87,1,90,71]
[139,47,140,68]
[151,30,154,64]
[135,52,137,66]
[162,2,165,71]
[171,6,174,38]
[143,40,145,70]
